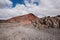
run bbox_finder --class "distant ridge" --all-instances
[0,13,38,25]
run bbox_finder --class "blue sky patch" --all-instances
[10,0,25,7]
[10,0,40,7]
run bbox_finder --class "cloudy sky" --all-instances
[0,0,60,20]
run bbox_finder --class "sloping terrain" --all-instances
[32,15,60,29]
[0,13,38,25]
[0,13,60,40]
[0,23,60,40]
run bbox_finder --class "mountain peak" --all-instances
[0,13,38,25]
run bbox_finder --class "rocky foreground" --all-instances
[0,13,60,40]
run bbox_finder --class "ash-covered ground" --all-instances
[0,23,60,40]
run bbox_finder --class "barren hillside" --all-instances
[0,13,60,40]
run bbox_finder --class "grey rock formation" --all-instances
[32,15,60,29]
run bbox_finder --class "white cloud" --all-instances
[0,0,12,8]
[0,4,30,20]
[0,0,60,20]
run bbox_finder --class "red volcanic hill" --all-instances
[0,13,39,25]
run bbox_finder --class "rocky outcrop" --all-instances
[32,16,60,29]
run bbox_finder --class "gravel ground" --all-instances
[0,23,60,40]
